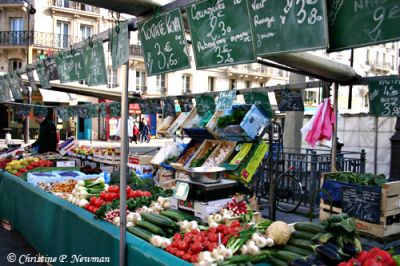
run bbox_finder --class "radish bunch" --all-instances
[226,198,247,216]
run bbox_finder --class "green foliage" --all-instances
[217,107,248,128]
[326,172,387,187]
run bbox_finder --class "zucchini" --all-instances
[283,245,314,256]
[292,230,315,240]
[127,226,152,242]
[141,213,176,228]
[288,239,314,251]
[135,220,166,236]
[289,258,313,266]
[166,209,197,221]
[267,255,287,266]
[276,251,303,262]
[160,210,185,222]
[294,222,324,234]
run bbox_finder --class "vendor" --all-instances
[32,109,58,154]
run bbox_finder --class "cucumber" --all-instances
[283,245,313,256]
[160,210,185,222]
[141,213,176,228]
[166,209,197,221]
[135,220,166,236]
[288,239,314,251]
[292,230,315,241]
[276,251,303,262]
[267,255,287,266]
[294,222,324,234]
[127,226,152,242]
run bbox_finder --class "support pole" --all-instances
[331,83,339,172]
[24,8,31,144]
[119,62,129,266]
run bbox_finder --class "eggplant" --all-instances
[322,242,339,252]
[315,245,342,266]
[342,243,357,257]
[306,255,327,266]
[289,258,313,266]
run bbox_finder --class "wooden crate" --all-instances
[185,140,221,169]
[319,180,400,238]
[202,140,236,167]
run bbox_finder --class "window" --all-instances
[182,75,190,94]
[56,21,70,48]
[245,81,251,88]
[208,77,215,92]
[10,18,24,45]
[108,67,118,88]
[9,59,22,71]
[366,49,370,63]
[136,71,146,92]
[80,25,92,41]
[80,4,93,12]
[230,79,237,90]
[375,51,379,64]
[259,82,264,87]
[60,0,70,8]
[305,90,317,105]
[156,74,166,94]
[392,56,395,70]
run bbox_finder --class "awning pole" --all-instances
[119,61,129,266]
[331,83,339,172]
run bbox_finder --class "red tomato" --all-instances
[190,229,199,235]
[208,227,217,234]
[103,193,113,202]
[170,248,178,255]
[90,196,97,205]
[191,242,203,253]
[165,245,172,253]
[208,233,218,243]
[108,185,119,193]
[203,241,210,250]
[99,191,107,200]
[222,235,231,246]
[93,207,99,213]
[207,242,218,252]
[94,198,105,207]
[190,254,199,264]
[228,226,240,235]
[176,250,185,258]
[84,204,91,211]
[223,227,230,235]
[193,235,203,243]
[173,233,182,242]
[216,224,227,233]
[230,220,241,227]
[178,241,189,251]
[127,190,135,199]
[136,190,144,197]
[144,191,152,197]
[357,251,368,263]
[363,259,383,266]
[182,254,191,261]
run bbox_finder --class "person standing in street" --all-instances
[132,122,139,144]
[32,109,58,154]
[141,119,150,143]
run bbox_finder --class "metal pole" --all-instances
[348,49,354,109]
[119,62,129,266]
[331,83,339,172]
[24,8,31,144]
[268,124,276,221]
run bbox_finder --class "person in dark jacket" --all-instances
[32,111,58,154]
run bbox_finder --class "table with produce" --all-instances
[0,104,399,266]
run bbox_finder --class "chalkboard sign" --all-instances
[217,90,236,111]
[342,184,381,224]
[195,95,216,117]
[369,78,400,117]
[138,9,191,76]
[248,0,328,55]
[186,0,256,69]
[36,64,51,89]
[57,50,87,83]
[148,99,163,114]
[328,0,400,52]
[0,76,12,102]
[139,100,151,114]
[42,57,60,81]
[275,89,304,112]
[163,97,176,117]
[244,91,273,118]
[83,39,108,86]
[6,74,22,100]
[178,97,194,112]
[14,73,27,95]
[110,21,129,69]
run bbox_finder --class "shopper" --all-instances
[132,122,139,144]
[32,110,58,154]
[141,119,150,143]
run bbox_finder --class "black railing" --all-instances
[0,0,25,4]
[50,0,100,13]
[130,44,144,57]
[0,31,30,45]
[0,31,78,49]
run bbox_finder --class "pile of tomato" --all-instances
[339,248,397,266]
[165,221,242,263]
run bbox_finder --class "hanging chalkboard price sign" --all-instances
[110,21,129,69]
[36,64,51,89]
[275,89,304,112]
[244,91,273,118]
[248,0,328,56]
[163,97,176,117]
[83,39,108,86]
[186,0,256,69]
[56,49,87,83]
[328,0,400,52]
[369,77,400,117]
[6,74,22,100]
[216,90,236,111]
[138,9,191,76]
[0,76,12,102]
[42,57,60,81]
[195,95,216,117]
[178,97,193,112]
[342,184,381,224]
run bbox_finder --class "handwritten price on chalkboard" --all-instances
[154,41,179,70]
[367,4,400,41]
[282,0,322,25]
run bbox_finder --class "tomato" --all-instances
[363,258,383,266]
[222,235,231,246]
[208,233,218,243]
[208,227,217,234]
[93,207,99,213]
[108,185,119,193]
[182,254,191,261]
[90,196,97,205]
[165,245,172,253]
[173,233,182,242]
[338,262,350,266]
[94,198,104,207]
[207,242,218,252]
[15,172,22,177]
[144,191,152,197]
[190,229,199,235]
[99,191,107,200]
[216,224,227,233]
[190,254,199,264]
[176,250,185,258]
[366,249,392,263]
[127,190,135,199]
[228,226,239,235]
[136,190,144,197]
[230,220,241,227]
[191,242,203,253]
[170,248,178,255]
[203,241,210,250]
[84,204,91,211]
[178,241,189,251]
[357,251,368,263]
[193,235,203,243]
[129,191,138,198]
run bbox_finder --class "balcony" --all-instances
[130,44,144,57]
[0,31,78,49]
[370,59,392,72]
[0,31,31,46]
[49,0,100,15]
[0,0,25,6]
[226,64,273,80]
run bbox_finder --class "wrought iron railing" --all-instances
[50,0,100,13]
[0,31,79,49]
[0,31,30,45]
[130,44,144,57]
[0,0,25,4]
